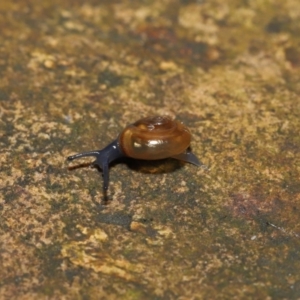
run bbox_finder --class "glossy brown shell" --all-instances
[118,116,191,160]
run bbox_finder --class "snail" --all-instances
[67,116,203,191]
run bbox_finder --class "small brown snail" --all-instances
[67,116,203,191]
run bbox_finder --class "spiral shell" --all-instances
[67,115,202,192]
[118,116,191,160]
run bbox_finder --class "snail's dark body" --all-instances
[67,116,203,191]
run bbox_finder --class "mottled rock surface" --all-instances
[0,0,300,299]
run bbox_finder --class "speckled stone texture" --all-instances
[0,0,300,299]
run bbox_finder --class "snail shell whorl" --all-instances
[118,116,191,160]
